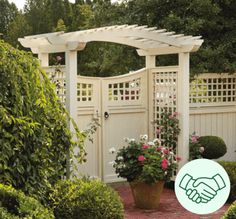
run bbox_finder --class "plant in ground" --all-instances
[0,40,86,203]
[0,183,54,219]
[49,178,124,219]
[155,108,180,150]
[218,161,236,202]
[189,132,203,160]
[222,200,236,219]
[199,136,227,159]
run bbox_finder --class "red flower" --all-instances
[156,147,162,151]
[138,155,146,162]
[161,159,168,170]
[142,144,149,150]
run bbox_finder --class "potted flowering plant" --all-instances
[113,135,181,209]
[111,109,181,209]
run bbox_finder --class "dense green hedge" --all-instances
[0,40,85,202]
[222,200,236,219]
[199,136,227,159]
[49,178,124,219]
[0,183,54,219]
[218,161,236,202]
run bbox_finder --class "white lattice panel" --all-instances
[44,66,66,104]
[190,73,236,107]
[108,78,141,102]
[151,68,178,139]
[77,83,93,102]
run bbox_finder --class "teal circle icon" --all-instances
[175,159,230,215]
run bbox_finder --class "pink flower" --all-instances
[56,55,62,62]
[164,149,169,155]
[173,112,178,117]
[169,112,178,119]
[191,136,198,143]
[138,155,146,162]
[142,144,149,150]
[156,147,163,151]
[161,159,168,170]
[176,156,181,161]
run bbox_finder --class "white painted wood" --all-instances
[101,69,148,182]
[65,51,77,130]
[137,45,200,56]
[75,77,102,179]
[18,25,203,54]
[38,53,48,67]
[145,56,156,68]
[190,109,236,161]
[178,52,190,168]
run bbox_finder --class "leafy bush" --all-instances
[222,200,236,219]
[189,133,203,160]
[49,178,124,219]
[198,136,227,159]
[0,41,85,202]
[218,161,236,202]
[0,183,54,219]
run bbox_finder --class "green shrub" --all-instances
[50,178,124,219]
[222,200,236,219]
[218,161,236,202]
[198,136,227,159]
[0,183,54,219]
[0,40,85,202]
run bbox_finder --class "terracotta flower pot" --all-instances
[129,181,165,209]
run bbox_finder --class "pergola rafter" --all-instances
[19,24,203,55]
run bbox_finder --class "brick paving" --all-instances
[113,183,230,219]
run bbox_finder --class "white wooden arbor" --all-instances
[19,25,203,182]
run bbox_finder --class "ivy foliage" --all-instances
[0,40,85,202]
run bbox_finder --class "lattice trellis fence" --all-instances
[190,73,236,107]
[151,68,178,141]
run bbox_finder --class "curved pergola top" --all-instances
[19,25,203,55]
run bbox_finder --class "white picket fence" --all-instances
[189,73,236,161]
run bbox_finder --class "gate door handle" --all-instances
[104,111,109,119]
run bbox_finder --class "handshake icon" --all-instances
[179,173,226,204]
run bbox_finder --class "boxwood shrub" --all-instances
[199,136,227,159]
[0,183,54,219]
[222,200,236,219]
[49,178,124,219]
[218,161,236,202]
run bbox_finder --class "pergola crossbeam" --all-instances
[18,24,203,55]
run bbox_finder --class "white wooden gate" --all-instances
[44,66,182,182]
[75,69,148,182]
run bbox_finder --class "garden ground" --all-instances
[112,182,230,219]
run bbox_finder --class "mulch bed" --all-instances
[112,182,230,219]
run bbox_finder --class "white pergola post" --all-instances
[65,50,78,178]
[178,52,190,167]
[145,55,156,68]
[38,53,49,67]
[65,50,77,128]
